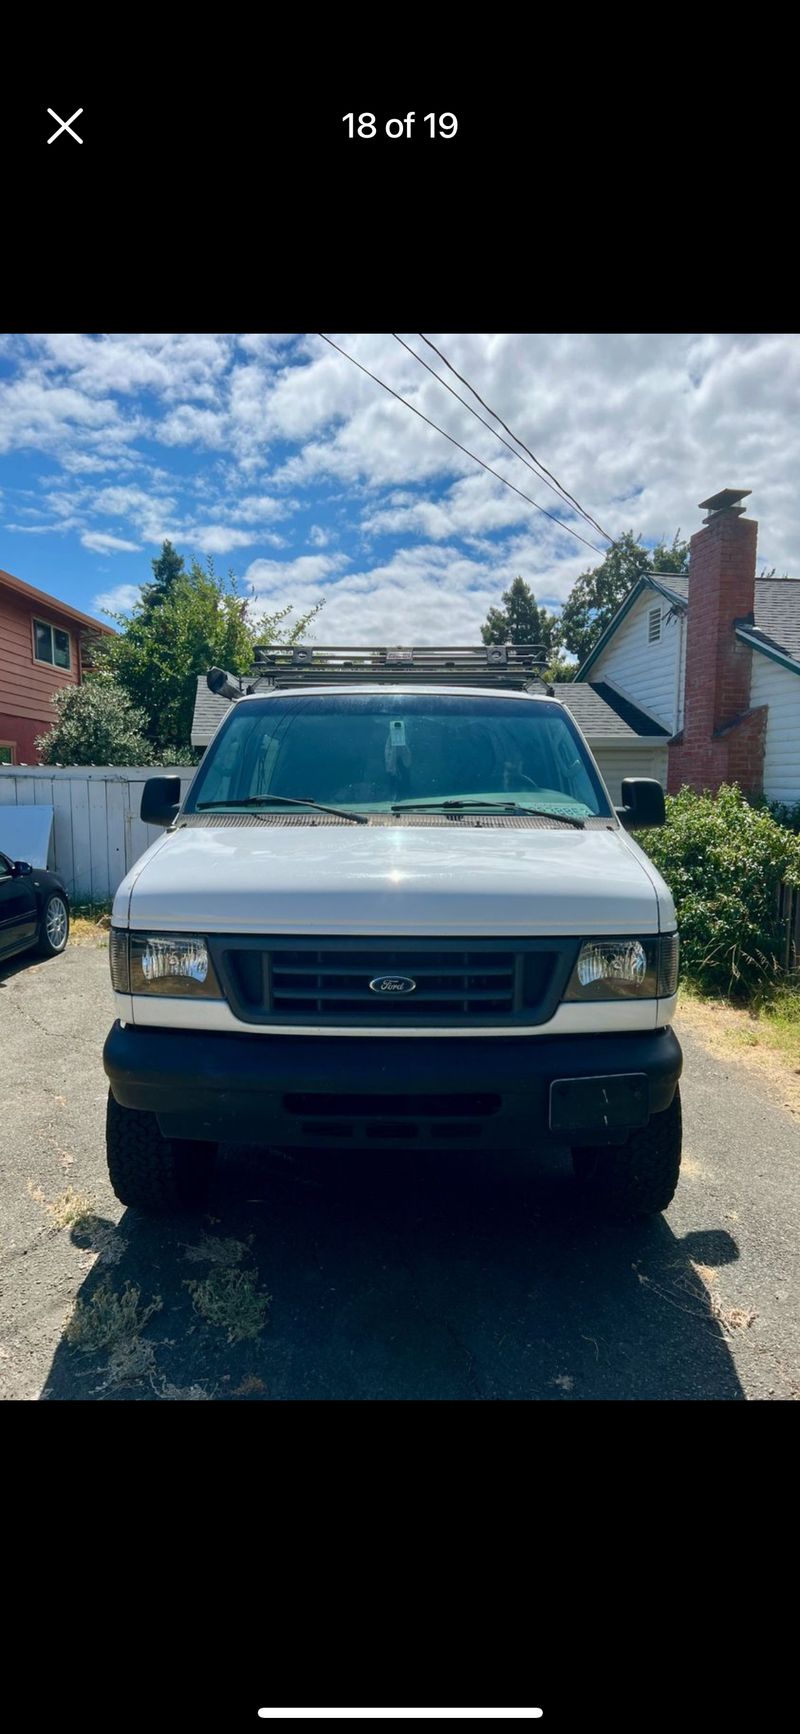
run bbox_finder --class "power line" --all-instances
[391,332,588,528]
[317,334,605,557]
[418,333,616,547]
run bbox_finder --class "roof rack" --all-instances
[243,644,551,692]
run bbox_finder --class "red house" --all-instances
[0,566,115,764]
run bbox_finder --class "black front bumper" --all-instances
[103,1021,682,1150]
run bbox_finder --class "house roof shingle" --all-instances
[191,675,231,746]
[554,682,670,739]
[752,578,800,660]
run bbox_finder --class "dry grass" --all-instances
[677,988,800,1118]
[183,1233,249,1267]
[70,905,111,945]
[27,1181,99,1233]
[185,1266,270,1343]
[65,1281,162,1355]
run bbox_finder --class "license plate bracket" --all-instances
[549,1072,649,1133]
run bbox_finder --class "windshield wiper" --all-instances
[196,795,368,824]
[391,798,585,828]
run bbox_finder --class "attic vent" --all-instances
[648,605,662,644]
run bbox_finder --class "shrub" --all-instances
[34,678,201,767]
[36,678,153,765]
[768,799,800,835]
[637,784,800,997]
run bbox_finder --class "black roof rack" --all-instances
[242,644,551,692]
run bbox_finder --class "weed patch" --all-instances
[185,1266,269,1343]
[66,1281,163,1355]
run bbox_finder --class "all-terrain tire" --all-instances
[106,1091,215,1212]
[572,1087,682,1217]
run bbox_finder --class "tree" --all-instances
[97,551,322,752]
[36,679,153,765]
[559,530,690,666]
[542,654,578,685]
[140,539,185,613]
[481,576,560,659]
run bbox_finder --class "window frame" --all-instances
[32,616,72,671]
[0,742,16,765]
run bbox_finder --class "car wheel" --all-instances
[34,892,70,957]
[106,1091,215,1212]
[572,1088,682,1217]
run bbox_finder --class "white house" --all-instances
[575,488,800,805]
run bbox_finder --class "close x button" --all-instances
[47,108,83,144]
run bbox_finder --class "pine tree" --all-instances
[481,576,559,657]
[140,539,186,612]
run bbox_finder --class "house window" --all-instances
[33,618,71,670]
[0,743,16,764]
[648,605,662,644]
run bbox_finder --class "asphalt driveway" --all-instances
[1,942,798,1400]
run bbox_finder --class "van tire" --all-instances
[571,1088,682,1217]
[106,1091,214,1212]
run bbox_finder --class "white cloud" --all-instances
[188,525,258,554]
[2,332,799,620]
[81,531,141,553]
[0,370,140,457]
[244,552,350,592]
[233,494,293,523]
[158,405,226,447]
[93,584,142,614]
[245,541,586,645]
[30,333,234,402]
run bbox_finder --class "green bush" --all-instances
[34,678,201,767]
[637,784,800,997]
[767,799,800,835]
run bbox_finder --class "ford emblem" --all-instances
[369,974,417,995]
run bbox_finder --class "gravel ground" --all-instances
[1,941,798,1400]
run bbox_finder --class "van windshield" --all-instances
[185,694,612,819]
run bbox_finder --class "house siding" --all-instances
[750,654,800,803]
[592,743,669,806]
[0,588,85,762]
[588,590,682,732]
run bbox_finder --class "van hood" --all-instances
[116,821,674,936]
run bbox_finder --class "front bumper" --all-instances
[103,1021,682,1150]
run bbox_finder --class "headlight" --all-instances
[565,934,679,1001]
[109,930,223,999]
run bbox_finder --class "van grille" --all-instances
[210,936,578,1028]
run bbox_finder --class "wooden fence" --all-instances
[0,766,193,903]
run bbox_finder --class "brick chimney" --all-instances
[667,488,767,797]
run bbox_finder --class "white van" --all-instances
[104,646,682,1215]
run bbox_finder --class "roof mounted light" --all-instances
[206,666,243,702]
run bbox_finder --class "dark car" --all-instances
[0,851,70,965]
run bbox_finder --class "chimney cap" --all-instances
[698,487,751,519]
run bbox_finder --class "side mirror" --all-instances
[616,778,666,830]
[140,776,182,827]
[13,860,33,876]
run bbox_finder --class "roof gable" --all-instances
[0,566,116,635]
[574,573,687,680]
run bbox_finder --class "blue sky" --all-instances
[1,333,798,643]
